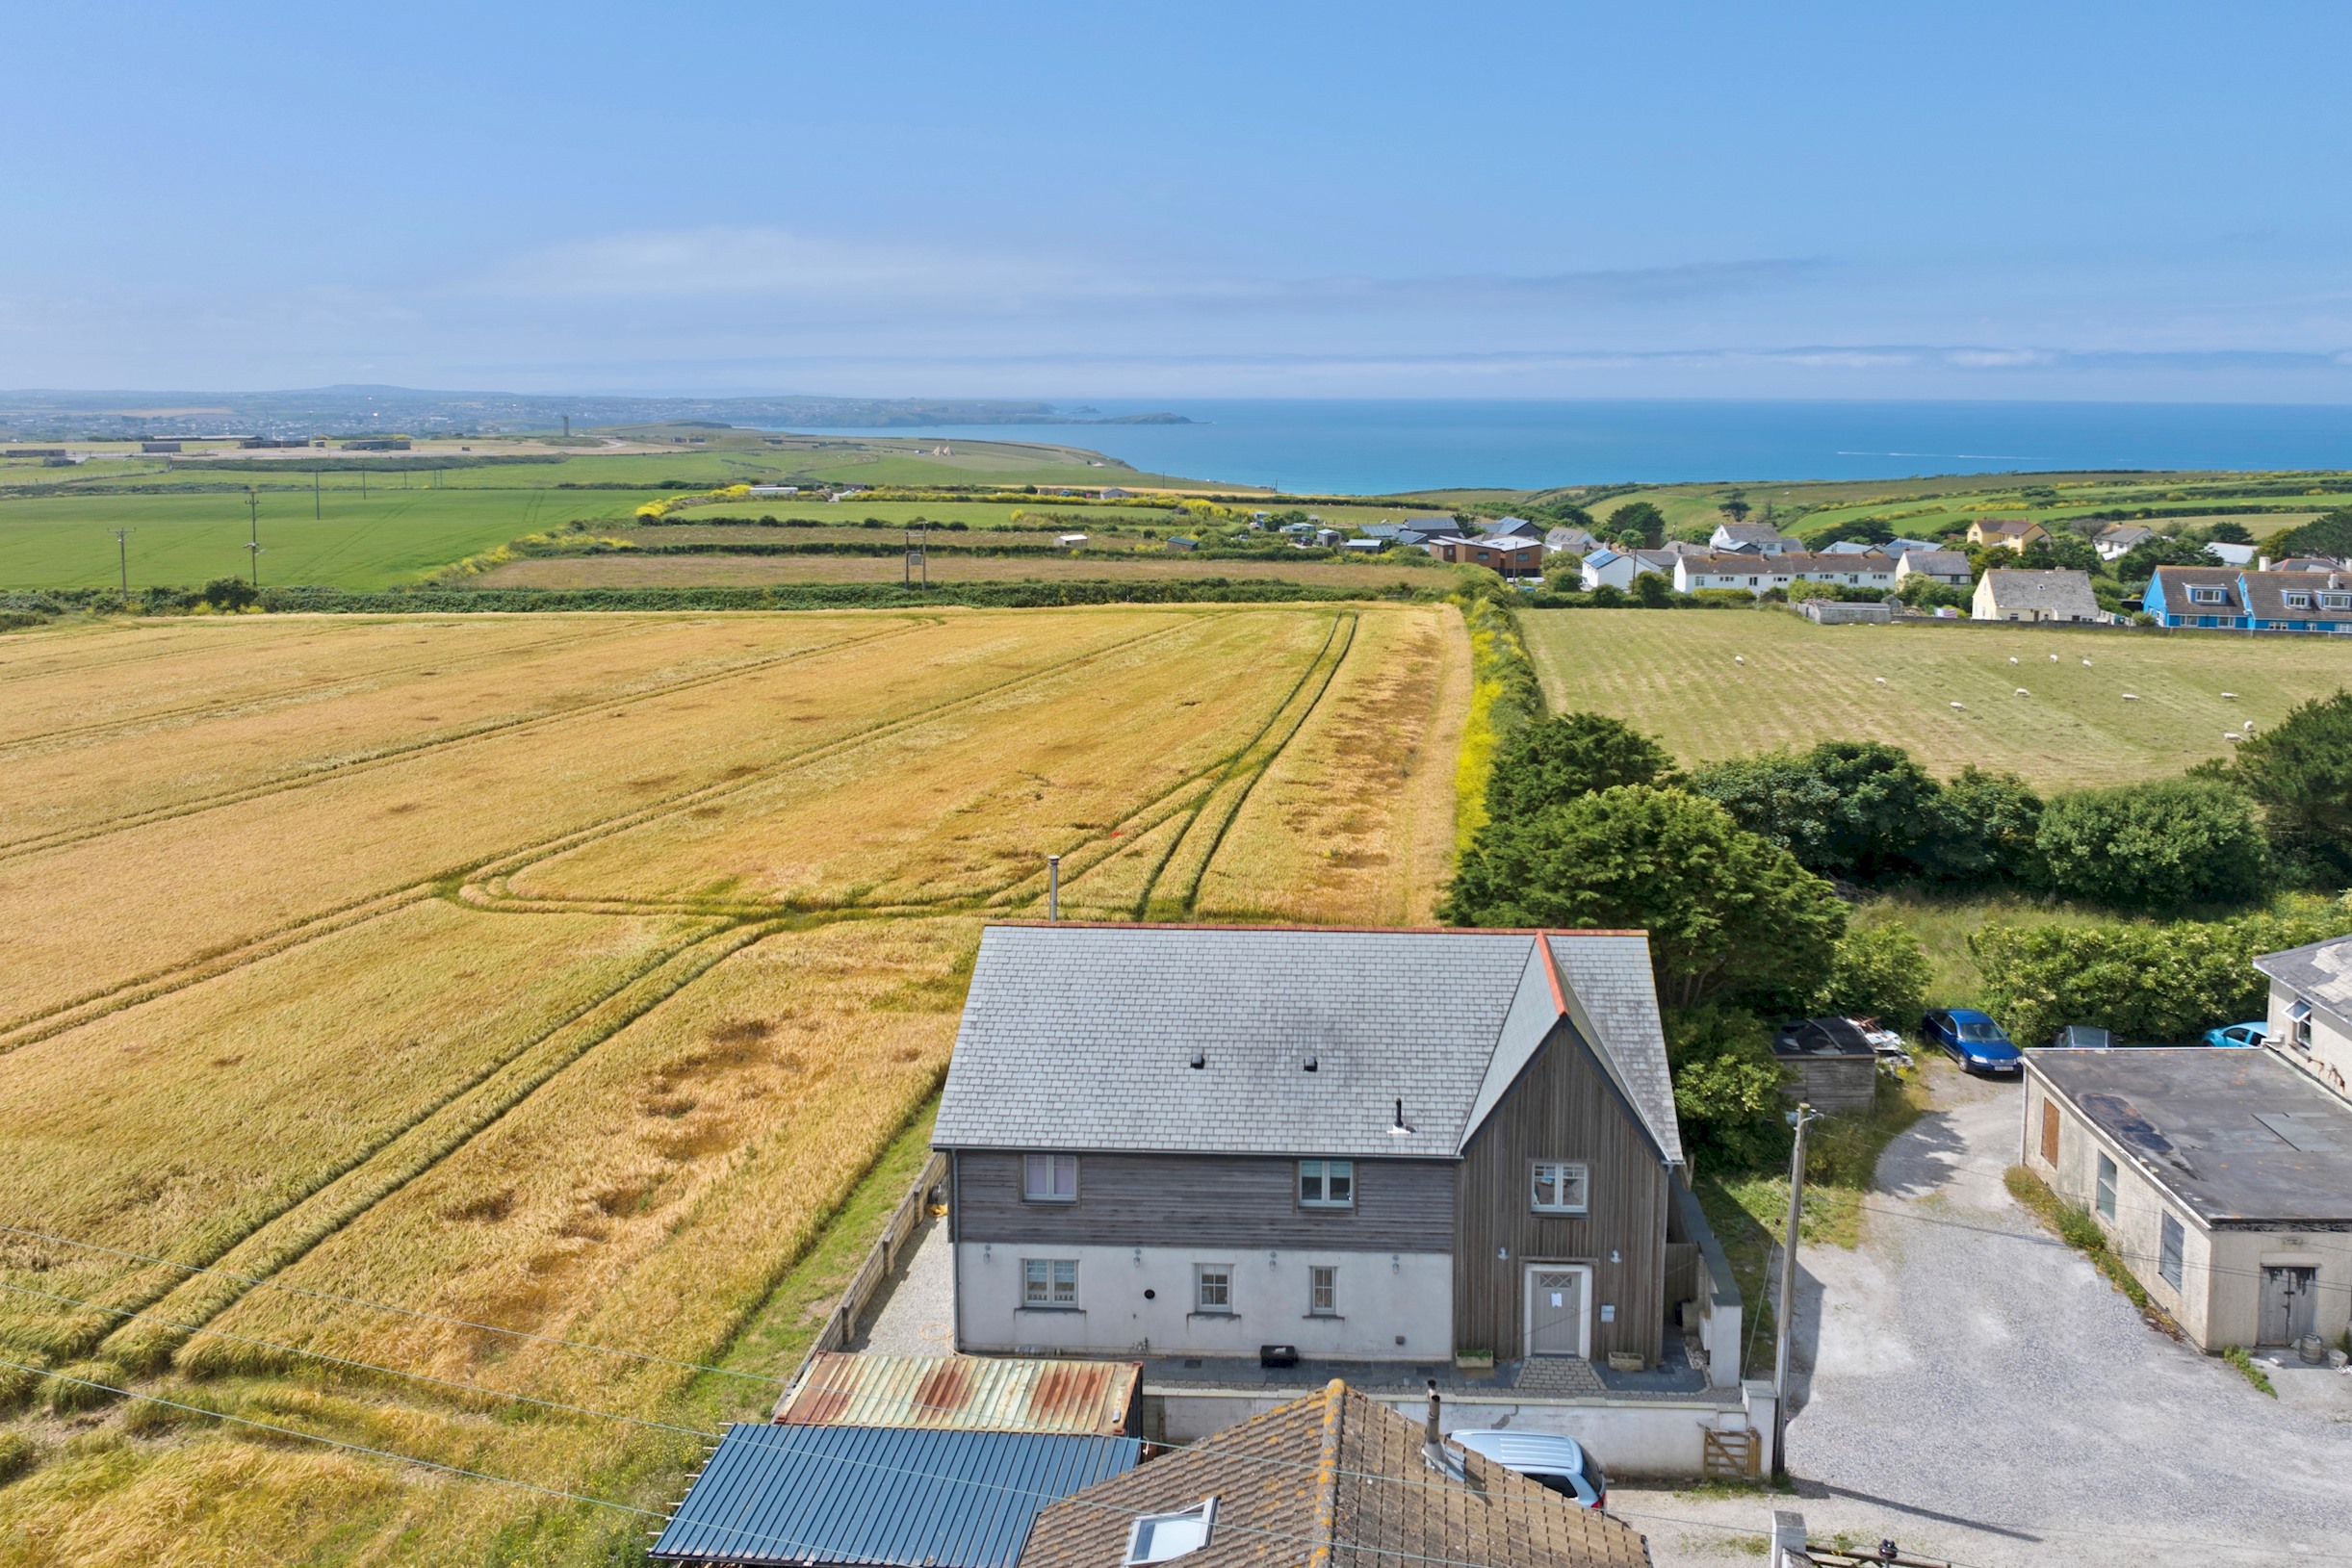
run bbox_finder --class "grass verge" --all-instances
[2003,1166,2184,1338]
[2222,1346,2279,1398]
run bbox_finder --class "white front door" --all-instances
[1525,1266,1590,1357]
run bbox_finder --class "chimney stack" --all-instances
[1426,1379,1441,1448]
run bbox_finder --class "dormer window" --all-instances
[2188,586,2229,604]
[1298,1159,1354,1209]
[2284,592,2313,609]
[2323,593,2352,610]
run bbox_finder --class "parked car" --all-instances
[2205,1021,2269,1049]
[2050,1025,2114,1049]
[1447,1429,1608,1508]
[1922,1008,2022,1075]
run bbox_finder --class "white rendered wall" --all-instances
[956,1243,1453,1361]
[2268,984,2352,1101]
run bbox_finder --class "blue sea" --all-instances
[785,399,2352,495]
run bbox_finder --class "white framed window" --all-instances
[2288,998,2313,1051]
[2188,586,2228,604]
[2325,593,2352,610]
[1022,1153,1077,1203]
[1125,1499,1217,1565]
[1297,1159,1354,1209]
[1022,1258,1077,1308]
[1308,1265,1338,1316]
[2284,592,2313,609]
[1194,1264,1233,1314]
[2095,1154,2117,1221]
[2159,1213,2184,1291]
[1531,1161,1590,1215]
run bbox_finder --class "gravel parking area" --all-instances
[855,1214,956,1356]
[1616,1062,2352,1567]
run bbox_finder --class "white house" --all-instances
[2258,935,2352,1102]
[2095,524,2158,561]
[1972,569,2101,623]
[1895,550,1973,588]
[1671,552,1899,597]
[1544,525,1602,556]
[1709,523,1796,553]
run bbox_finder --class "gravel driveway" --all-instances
[1616,1062,2352,1567]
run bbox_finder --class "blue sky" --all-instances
[5,0,2349,399]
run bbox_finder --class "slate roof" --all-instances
[2151,564,2244,612]
[1712,522,1792,547]
[2238,569,2352,625]
[1975,569,2100,617]
[2255,934,2352,1030]
[1678,552,1897,576]
[1016,1380,1651,1568]
[933,926,1679,1166]
[650,1425,1142,1566]
[1897,550,1972,578]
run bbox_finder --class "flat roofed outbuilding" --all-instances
[650,1425,1142,1566]
[2023,1047,2352,1350]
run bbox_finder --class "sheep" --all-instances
[1734,655,1745,665]
[2015,687,2030,696]
[2122,693,2141,702]
[2009,656,2020,664]
[2221,691,2239,700]
[2225,733,2244,742]
[1874,676,1888,684]
[1951,701,1967,710]
[2082,657,2093,666]
[2050,654,2060,661]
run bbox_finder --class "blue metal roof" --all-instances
[650,1423,1144,1566]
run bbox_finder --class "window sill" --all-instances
[1021,1197,1077,1206]
[1015,1305,1085,1315]
[1296,1205,1355,1215]
[1186,1312,1239,1322]
[1304,1313,1343,1322]
[1531,1209,1590,1219]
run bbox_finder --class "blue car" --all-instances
[1923,1008,2023,1076]
[2205,1021,2268,1048]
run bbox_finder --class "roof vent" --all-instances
[1304,1054,1318,1073]
[1189,1051,1204,1070]
[1389,1097,1414,1136]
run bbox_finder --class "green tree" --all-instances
[2273,506,2352,560]
[2037,779,2268,911]
[1631,570,1674,607]
[1607,501,1667,549]
[1691,740,1941,884]
[201,577,257,611]
[1814,922,1930,1027]
[1917,766,2046,886]
[1484,711,1679,819]
[1719,492,1752,524]
[1664,1006,1791,1172]
[2213,688,2352,886]
[1441,784,1847,1009]
[2113,532,2212,584]
[2198,520,2255,545]
[2015,533,2100,573]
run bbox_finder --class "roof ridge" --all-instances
[1307,1379,1345,1568]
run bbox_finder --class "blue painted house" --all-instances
[2146,565,2352,632]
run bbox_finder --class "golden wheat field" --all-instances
[0,603,1465,1567]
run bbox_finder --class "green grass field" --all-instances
[1520,607,2352,789]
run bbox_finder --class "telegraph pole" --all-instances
[313,467,322,519]
[110,527,131,608]
[1772,1102,1822,1480]
[246,489,263,587]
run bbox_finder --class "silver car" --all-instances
[1448,1428,1609,1507]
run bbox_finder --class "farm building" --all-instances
[2022,1046,2352,1353]
[1427,534,1543,576]
[1798,599,1892,625]
[1971,569,2101,623]
[774,1352,1140,1435]
[931,924,1694,1373]
[1017,1380,1651,1568]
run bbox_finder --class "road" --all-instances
[1617,1062,2352,1567]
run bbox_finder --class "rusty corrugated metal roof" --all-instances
[775,1354,1140,1436]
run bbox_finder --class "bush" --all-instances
[1442,784,1847,1010]
[2038,779,2267,911]
[1691,740,1940,884]
[1665,1007,1792,1172]
[1916,766,2046,887]
[199,577,257,611]
[1484,711,1678,818]
[0,1431,35,1487]
[1815,922,1930,1027]
[2273,505,2352,561]
[2209,688,2352,887]
[1969,903,2352,1043]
